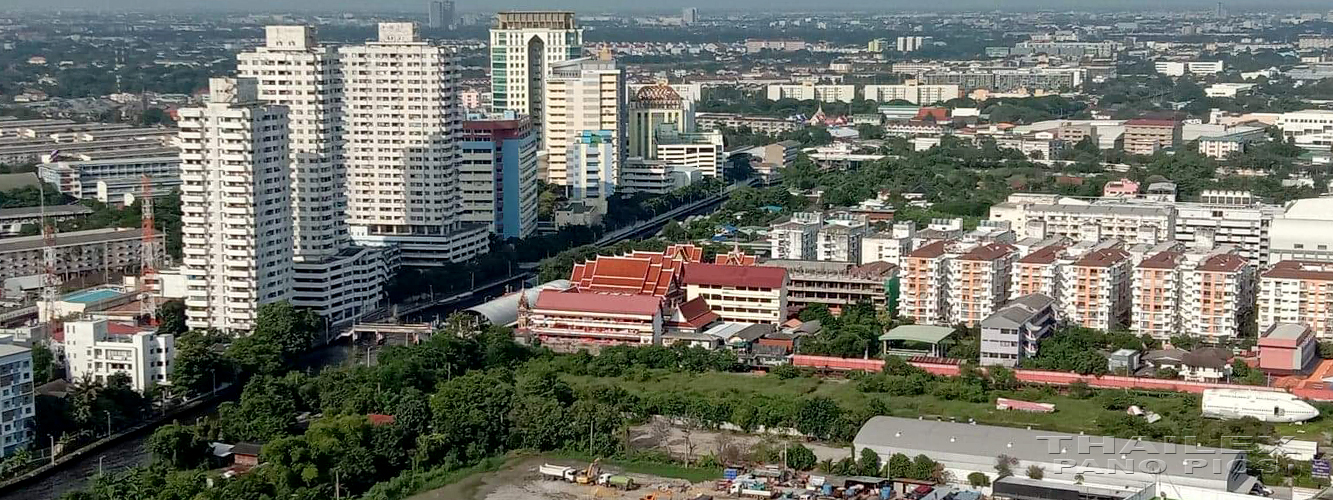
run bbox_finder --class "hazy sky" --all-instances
[5,0,1333,12]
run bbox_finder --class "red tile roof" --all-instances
[1018,245,1065,265]
[1074,248,1131,268]
[570,254,681,297]
[668,296,721,328]
[682,263,787,289]
[956,243,1015,262]
[1263,260,1333,281]
[1137,251,1184,270]
[714,249,757,266]
[1197,253,1247,273]
[107,322,143,336]
[906,240,950,259]
[533,290,664,316]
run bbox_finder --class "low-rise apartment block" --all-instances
[861,222,916,267]
[765,260,898,316]
[682,263,788,325]
[864,83,961,105]
[0,228,165,283]
[64,318,175,392]
[1122,119,1182,155]
[766,83,857,103]
[770,212,823,260]
[979,293,1056,368]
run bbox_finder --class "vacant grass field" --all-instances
[563,370,1210,437]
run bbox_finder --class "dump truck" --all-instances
[539,464,577,482]
[606,475,636,490]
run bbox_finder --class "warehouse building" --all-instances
[853,417,1254,497]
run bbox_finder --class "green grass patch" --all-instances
[546,450,723,483]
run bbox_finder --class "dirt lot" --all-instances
[410,456,717,500]
[628,417,853,464]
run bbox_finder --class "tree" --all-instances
[1169,334,1199,351]
[31,343,54,384]
[887,453,913,478]
[148,422,209,469]
[155,300,188,336]
[1155,367,1180,379]
[794,397,842,440]
[172,329,232,396]
[1068,380,1093,399]
[995,454,1018,478]
[910,454,937,481]
[967,472,990,487]
[988,365,1018,391]
[1026,464,1044,480]
[1232,359,1265,386]
[786,444,817,471]
[859,448,882,476]
[661,220,688,242]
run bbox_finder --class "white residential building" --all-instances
[0,344,33,457]
[979,294,1056,367]
[654,127,724,177]
[236,25,348,262]
[817,215,868,263]
[566,130,618,201]
[1270,197,1333,264]
[861,222,916,267]
[1276,110,1333,151]
[238,25,391,324]
[896,36,926,52]
[178,77,294,333]
[766,83,857,103]
[864,83,961,105]
[544,57,625,192]
[489,11,583,140]
[770,212,823,260]
[1155,61,1224,76]
[339,23,488,267]
[64,318,174,392]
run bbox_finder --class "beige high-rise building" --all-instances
[628,83,693,159]
[543,57,625,194]
[1061,248,1133,331]
[178,78,294,333]
[489,11,583,139]
[338,23,488,266]
[948,243,1016,327]
[1259,260,1333,338]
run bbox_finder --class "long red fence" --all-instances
[790,354,1333,401]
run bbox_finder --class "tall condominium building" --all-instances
[178,78,294,333]
[681,7,698,25]
[1132,250,1187,340]
[1010,244,1066,306]
[460,116,539,239]
[236,26,347,262]
[901,240,952,326]
[947,243,1016,327]
[628,83,693,159]
[339,23,488,267]
[1061,248,1132,331]
[1182,253,1255,342]
[490,11,583,139]
[237,26,393,324]
[0,344,33,457]
[1259,260,1333,338]
[544,57,624,194]
[427,1,454,29]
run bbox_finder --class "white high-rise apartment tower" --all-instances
[237,26,391,324]
[543,57,625,193]
[489,12,583,144]
[178,78,294,333]
[338,23,488,266]
[236,26,346,261]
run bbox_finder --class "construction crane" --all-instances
[138,175,159,325]
[39,174,61,343]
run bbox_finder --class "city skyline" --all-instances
[5,0,1333,12]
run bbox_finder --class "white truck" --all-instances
[539,464,578,482]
